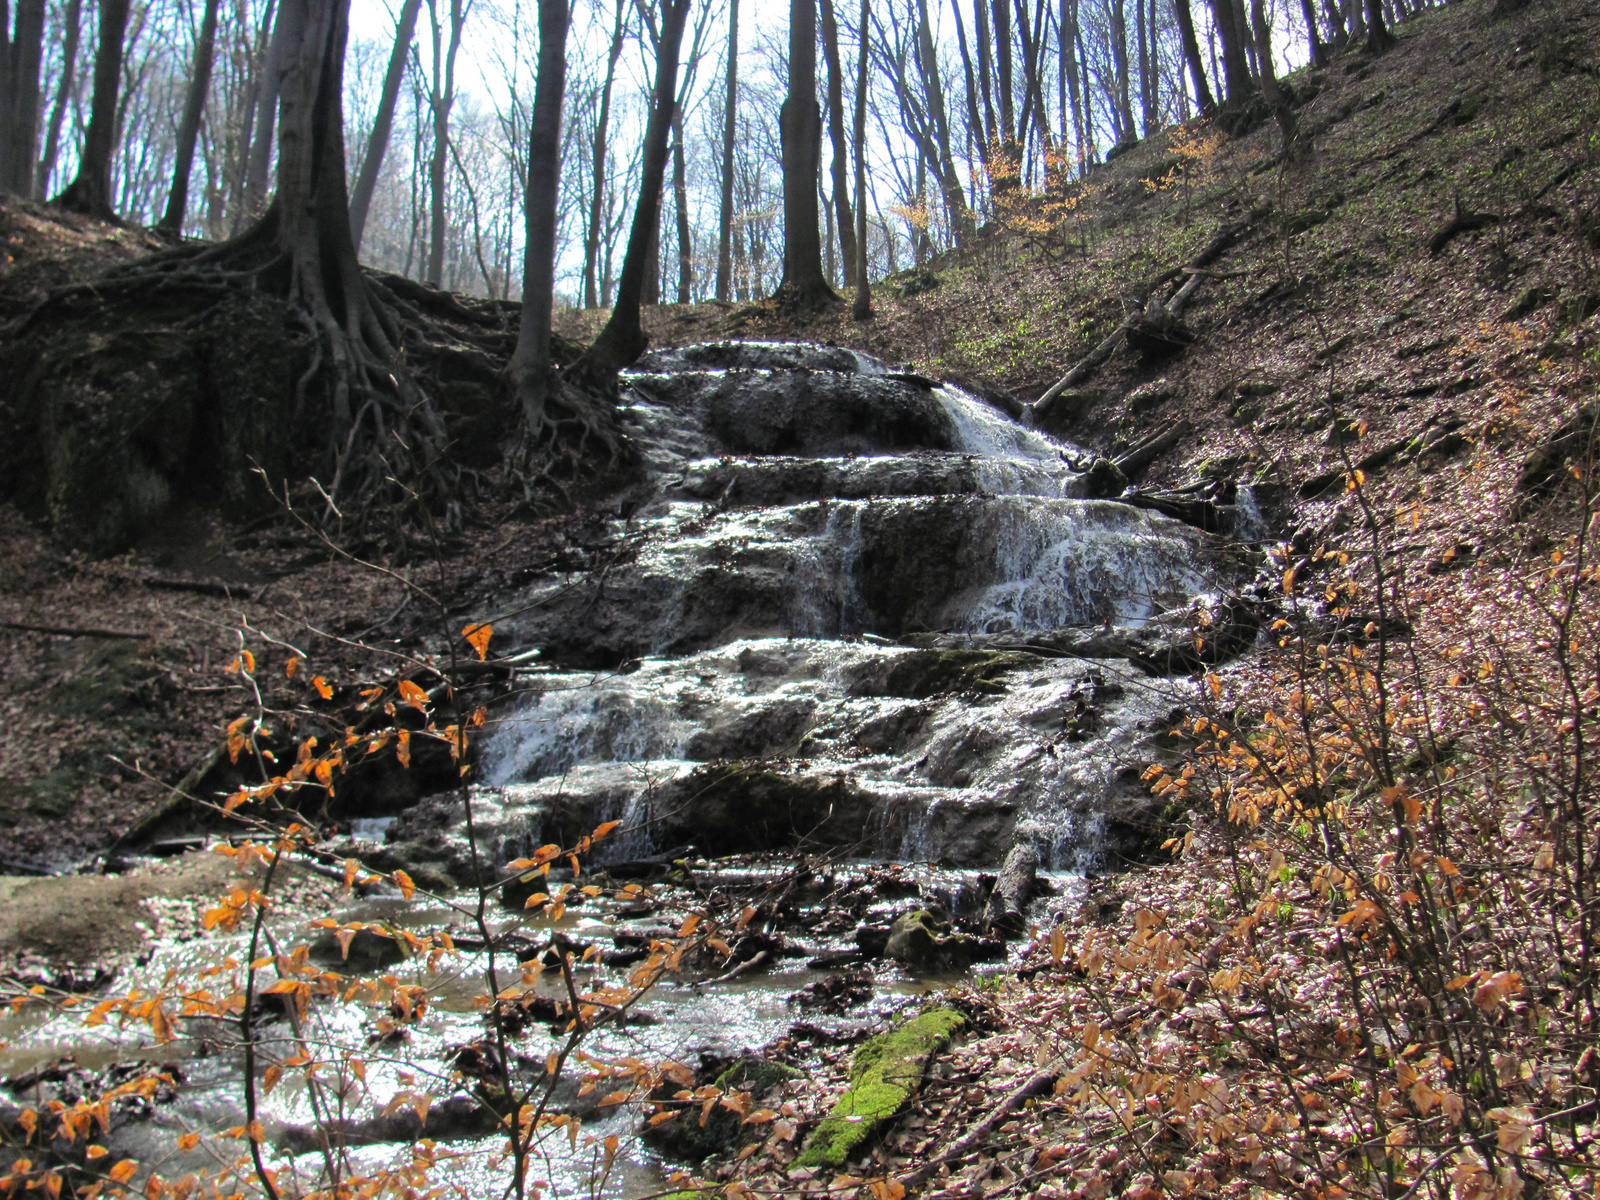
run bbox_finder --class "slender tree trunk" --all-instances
[54,0,127,216]
[425,0,462,288]
[818,0,855,287]
[574,0,687,382]
[240,5,285,224]
[949,0,988,173]
[974,0,996,148]
[585,0,625,308]
[1134,0,1151,135]
[1060,0,1086,170]
[35,0,79,196]
[158,0,221,235]
[509,0,567,425]
[914,0,973,246]
[851,0,869,320]
[1109,0,1136,143]
[1250,0,1296,153]
[775,0,835,310]
[1,0,46,196]
[348,0,420,251]
[990,0,1014,145]
[1171,0,1214,114]
[672,107,692,301]
[714,0,736,301]
[1296,0,1327,64]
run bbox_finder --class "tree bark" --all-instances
[1059,0,1086,170]
[1364,0,1395,51]
[672,106,692,301]
[714,0,736,302]
[348,0,421,252]
[584,0,626,309]
[240,4,285,225]
[508,0,567,426]
[1109,0,1136,144]
[572,0,687,382]
[424,0,463,288]
[1250,0,1296,154]
[851,0,869,320]
[54,0,127,217]
[1172,0,1215,115]
[914,0,972,246]
[35,0,79,197]
[774,0,836,311]
[1,0,46,196]
[818,0,855,287]
[1207,0,1254,106]
[158,0,221,235]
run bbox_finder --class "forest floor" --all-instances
[0,0,1598,1192]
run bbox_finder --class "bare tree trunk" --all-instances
[1297,0,1327,64]
[819,0,856,287]
[158,0,221,235]
[1108,0,1135,144]
[54,0,127,217]
[348,0,420,251]
[1364,0,1394,50]
[573,0,687,382]
[949,0,988,173]
[914,0,973,246]
[990,0,1014,145]
[1135,0,1152,135]
[424,0,463,287]
[775,0,836,311]
[35,0,79,196]
[672,106,692,301]
[1060,0,1086,169]
[974,0,996,147]
[851,0,869,320]
[241,5,286,224]
[1207,0,1254,106]
[1,0,46,196]
[1172,0,1215,114]
[714,0,736,301]
[509,0,567,425]
[1250,0,1296,153]
[584,0,625,309]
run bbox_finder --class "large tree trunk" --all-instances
[1207,0,1254,106]
[1250,0,1296,154]
[1364,0,1395,51]
[851,0,869,321]
[714,0,736,302]
[818,0,856,287]
[157,0,221,236]
[35,0,79,197]
[1172,0,1215,115]
[348,0,421,252]
[54,0,127,217]
[584,0,626,309]
[774,0,836,311]
[507,0,567,428]
[1,0,46,197]
[572,0,688,382]
[1059,0,1086,171]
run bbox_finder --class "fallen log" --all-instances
[1031,206,1270,422]
[982,844,1039,935]
[1113,419,1193,482]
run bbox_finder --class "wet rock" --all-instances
[1066,457,1128,499]
[882,910,993,970]
[309,927,408,971]
[277,1094,496,1154]
[683,699,816,759]
[788,971,873,1012]
[642,1057,800,1162]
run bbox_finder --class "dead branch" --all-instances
[1,619,146,639]
[1031,206,1270,422]
[898,1070,1060,1191]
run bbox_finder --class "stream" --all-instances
[1,342,1261,1196]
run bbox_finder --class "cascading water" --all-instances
[473,342,1239,875]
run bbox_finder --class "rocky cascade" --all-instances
[413,343,1258,878]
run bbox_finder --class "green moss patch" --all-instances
[793,1009,966,1170]
[881,649,1035,699]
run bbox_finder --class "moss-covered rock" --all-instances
[792,1009,966,1170]
[882,909,988,970]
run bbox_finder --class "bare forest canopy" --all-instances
[1,0,1392,308]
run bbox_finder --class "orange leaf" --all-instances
[285,657,301,679]
[396,730,412,769]
[592,820,622,841]
[397,680,429,711]
[312,676,333,700]
[109,1162,138,1185]
[462,623,493,662]
[394,870,416,901]
[175,1135,199,1153]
